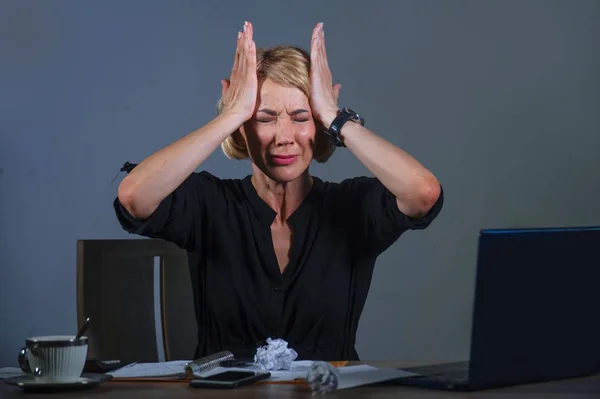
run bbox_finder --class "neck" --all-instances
[251,168,313,223]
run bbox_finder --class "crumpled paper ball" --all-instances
[306,361,340,395]
[254,337,298,371]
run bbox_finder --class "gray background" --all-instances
[1,0,599,366]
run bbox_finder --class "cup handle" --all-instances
[18,347,42,377]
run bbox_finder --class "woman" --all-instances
[114,22,443,361]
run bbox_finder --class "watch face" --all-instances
[342,108,364,126]
[342,108,356,117]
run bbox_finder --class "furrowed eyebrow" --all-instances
[256,109,310,116]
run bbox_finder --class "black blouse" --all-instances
[113,170,443,361]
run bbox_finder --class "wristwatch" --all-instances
[326,108,365,147]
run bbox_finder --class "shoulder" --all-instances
[183,170,240,188]
[181,171,247,203]
[317,175,380,197]
[311,176,384,215]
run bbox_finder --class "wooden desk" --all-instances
[3,361,600,398]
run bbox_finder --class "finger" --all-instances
[247,36,256,68]
[319,26,329,69]
[333,83,341,101]
[319,30,335,87]
[310,39,322,75]
[310,22,322,58]
[232,31,242,77]
[313,22,323,41]
[239,22,248,75]
[246,20,254,41]
[311,22,321,43]
[221,79,230,97]
[244,22,256,76]
[244,21,253,54]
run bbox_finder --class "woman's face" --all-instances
[240,78,316,183]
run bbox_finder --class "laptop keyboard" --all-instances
[423,370,469,383]
[402,361,470,383]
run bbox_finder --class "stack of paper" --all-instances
[107,359,418,389]
[107,360,190,380]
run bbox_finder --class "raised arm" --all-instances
[118,22,258,219]
[309,23,441,219]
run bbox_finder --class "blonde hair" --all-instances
[217,45,335,163]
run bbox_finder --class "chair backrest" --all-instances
[76,239,197,363]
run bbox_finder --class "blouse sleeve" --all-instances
[341,177,444,256]
[113,170,220,252]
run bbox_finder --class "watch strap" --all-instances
[326,108,364,147]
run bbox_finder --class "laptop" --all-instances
[394,226,600,391]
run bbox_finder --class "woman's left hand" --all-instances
[308,24,441,218]
[310,23,341,127]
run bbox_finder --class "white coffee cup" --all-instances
[18,335,88,383]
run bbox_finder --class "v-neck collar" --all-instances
[241,175,323,226]
[242,174,325,285]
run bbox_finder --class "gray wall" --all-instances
[1,0,599,365]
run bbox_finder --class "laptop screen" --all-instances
[467,227,600,388]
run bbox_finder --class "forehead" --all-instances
[258,78,309,108]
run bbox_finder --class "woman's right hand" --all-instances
[117,22,259,220]
[220,21,258,122]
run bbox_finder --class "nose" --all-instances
[275,134,293,146]
[274,123,295,146]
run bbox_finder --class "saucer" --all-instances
[3,373,112,393]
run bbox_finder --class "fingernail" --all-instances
[238,31,242,39]
[319,22,324,30]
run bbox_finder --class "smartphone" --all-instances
[220,359,254,368]
[189,370,271,389]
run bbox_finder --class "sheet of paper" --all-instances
[107,360,189,378]
[0,367,25,380]
[267,360,313,381]
[336,365,418,389]
[107,359,419,388]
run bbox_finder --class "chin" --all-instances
[265,164,309,183]
[268,169,303,183]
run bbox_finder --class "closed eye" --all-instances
[256,118,310,123]
[256,108,311,123]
